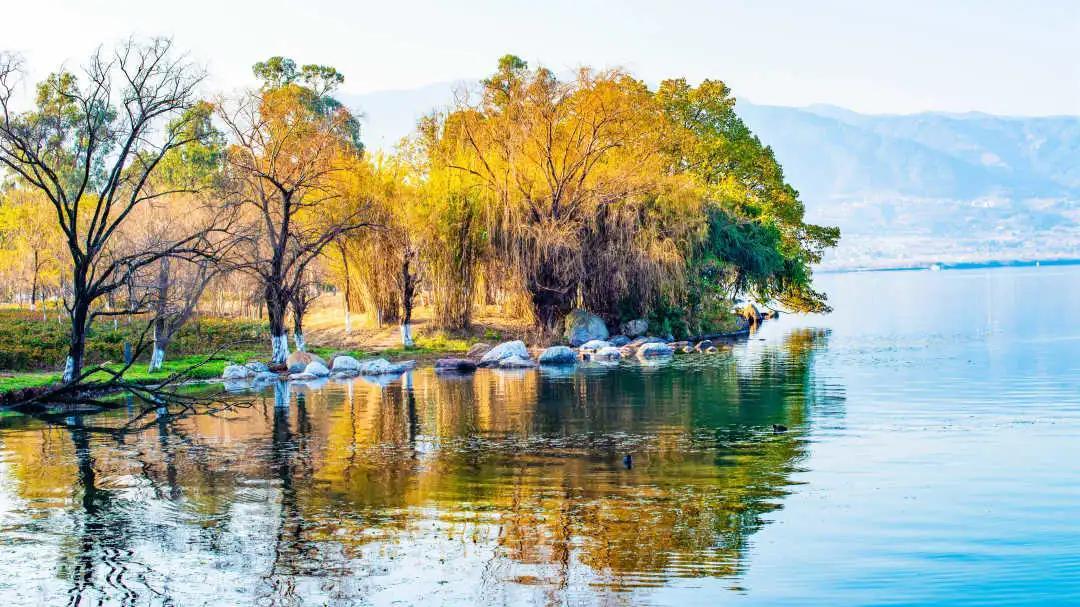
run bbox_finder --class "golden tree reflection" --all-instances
[0,330,839,604]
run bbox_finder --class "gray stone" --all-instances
[609,335,630,347]
[304,361,330,377]
[637,342,674,359]
[564,309,609,347]
[480,340,529,366]
[620,319,649,338]
[538,345,577,365]
[498,355,536,369]
[435,357,478,371]
[357,358,416,375]
[222,364,252,380]
[331,355,362,373]
[579,339,612,353]
[593,346,622,362]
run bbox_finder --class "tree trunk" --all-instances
[339,244,352,333]
[64,298,90,383]
[30,249,39,311]
[267,286,290,364]
[149,259,171,372]
[292,310,306,353]
[400,252,417,348]
[529,282,573,345]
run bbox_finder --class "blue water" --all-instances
[0,264,1078,605]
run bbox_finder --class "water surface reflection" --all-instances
[0,329,841,605]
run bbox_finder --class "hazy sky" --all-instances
[5,0,1078,115]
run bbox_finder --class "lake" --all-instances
[1,265,1078,606]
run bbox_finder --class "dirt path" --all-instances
[303,294,531,351]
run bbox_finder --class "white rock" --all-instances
[480,340,529,366]
[538,345,577,365]
[579,339,612,353]
[637,342,674,359]
[304,361,330,377]
[593,346,622,361]
[331,355,362,372]
[222,364,252,380]
[498,355,537,368]
[357,358,416,375]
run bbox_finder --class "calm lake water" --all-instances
[1,265,1079,606]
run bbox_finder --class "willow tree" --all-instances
[441,56,672,338]
[219,57,371,363]
[0,39,221,383]
[331,155,422,346]
[407,114,489,330]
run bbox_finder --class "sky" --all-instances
[3,0,1078,116]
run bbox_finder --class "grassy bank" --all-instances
[0,307,473,396]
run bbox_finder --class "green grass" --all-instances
[0,350,265,396]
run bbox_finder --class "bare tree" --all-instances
[0,39,219,383]
[218,69,373,364]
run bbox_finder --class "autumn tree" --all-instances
[0,39,224,383]
[0,187,63,308]
[219,57,371,363]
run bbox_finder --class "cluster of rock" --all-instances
[223,306,761,385]
[221,350,415,384]
[430,311,677,373]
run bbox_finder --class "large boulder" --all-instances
[286,351,326,374]
[331,355,362,373]
[498,355,536,369]
[620,319,649,338]
[593,346,622,362]
[466,342,493,359]
[579,339,612,353]
[304,361,330,377]
[480,340,529,366]
[222,364,252,380]
[357,358,416,375]
[637,342,674,359]
[435,357,478,372]
[538,346,576,365]
[564,310,608,347]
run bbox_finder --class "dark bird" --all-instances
[772,424,788,433]
[623,454,633,469]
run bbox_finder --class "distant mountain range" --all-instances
[343,84,1080,270]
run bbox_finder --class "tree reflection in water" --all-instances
[0,329,842,605]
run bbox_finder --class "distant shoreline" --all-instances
[822,258,1080,274]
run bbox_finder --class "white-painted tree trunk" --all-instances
[148,347,166,372]
[271,334,290,364]
[400,323,414,348]
[62,356,75,383]
[293,332,306,352]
